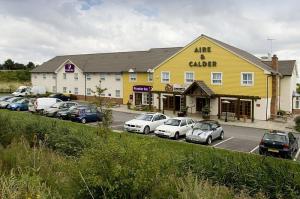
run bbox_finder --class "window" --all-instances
[63,73,66,79]
[115,90,120,98]
[34,75,37,79]
[187,119,194,125]
[296,97,300,109]
[43,74,46,79]
[129,73,137,82]
[148,73,153,82]
[241,72,254,86]
[100,73,106,81]
[52,74,56,79]
[211,72,222,85]
[153,115,160,121]
[52,86,57,93]
[74,73,78,80]
[100,93,105,97]
[86,73,91,81]
[63,87,67,93]
[74,87,79,95]
[115,74,121,81]
[142,93,152,105]
[161,72,170,83]
[185,72,194,83]
[180,120,187,126]
[87,88,92,96]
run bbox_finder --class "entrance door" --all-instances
[240,101,251,118]
[175,96,181,111]
[135,93,142,105]
[196,98,209,112]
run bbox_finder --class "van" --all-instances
[12,86,46,97]
[33,98,62,112]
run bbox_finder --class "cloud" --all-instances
[0,0,300,65]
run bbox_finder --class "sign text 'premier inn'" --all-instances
[133,85,152,92]
[65,63,75,73]
[189,47,217,67]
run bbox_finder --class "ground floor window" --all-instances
[221,99,251,118]
[134,92,152,105]
[74,87,79,95]
[52,86,56,93]
[296,97,300,108]
[87,88,92,96]
[142,93,151,105]
[116,90,120,98]
[63,87,67,93]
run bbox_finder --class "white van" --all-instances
[12,86,46,97]
[33,98,62,112]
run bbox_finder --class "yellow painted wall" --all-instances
[153,37,272,98]
[122,72,153,104]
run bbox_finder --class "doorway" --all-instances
[135,93,142,105]
[196,98,209,112]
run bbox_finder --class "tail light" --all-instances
[283,144,289,149]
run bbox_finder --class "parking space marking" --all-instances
[213,137,234,147]
[249,145,259,153]
[293,149,300,161]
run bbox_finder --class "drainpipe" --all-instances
[55,73,57,93]
[266,75,271,121]
[84,73,87,101]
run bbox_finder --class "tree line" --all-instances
[0,59,37,70]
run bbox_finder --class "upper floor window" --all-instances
[185,72,194,83]
[63,87,67,93]
[74,73,78,80]
[100,73,106,81]
[115,74,121,81]
[211,72,222,85]
[86,73,91,81]
[52,74,56,79]
[129,73,137,82]
[296,97,300,109]
[34,75,37,79]
[43,74,46,79]
[161,72,170,83]
[63,73,66,79]
[241,72,254,86]
[52,86,56,93]
[148,73,153,82]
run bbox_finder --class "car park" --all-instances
[124,113,169,134]
[7,98,30,111]
[44,101,78,117]
[49,93,71,101]
[56,104,84,120]
[33,97,62,113]
[259,130,299,159]
[155,117,194,139]
[70,106,103,123]
[185,120,224,145]
[0,95,13,102]
[0,97,22,109]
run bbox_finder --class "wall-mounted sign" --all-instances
[173,84,186,93]
[189,46,217,67]
[165,84,173,92]
[133,85,152,92]
[65,63,75,73]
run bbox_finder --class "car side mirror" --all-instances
[212,128,216,131]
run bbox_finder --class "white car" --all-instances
[124,113,169,134]
[155,117,195,139]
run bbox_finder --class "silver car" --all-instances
[43,101,78,117]
[185,120,224,145]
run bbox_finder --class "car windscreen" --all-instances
[263,133,288,143]
[11,98,21,102]
[16,99,27,103]
[193,123,211,131]
[51,102,62,108]
[136,114,153,121]
[164,119,181,126]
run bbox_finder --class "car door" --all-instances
[90,107,99,122]
[288,133,297,152]
[179,119,189,135]
[150,115,161,131]
[211,123,219,140]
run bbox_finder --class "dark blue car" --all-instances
[8,98,30,111]
[70,106,103,123]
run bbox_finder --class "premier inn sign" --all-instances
[189,46,217,67]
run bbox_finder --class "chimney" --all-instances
[270,54,279,117]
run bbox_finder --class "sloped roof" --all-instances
[262,60,296,76]
[183,80,215,96]
[202,34,278,74]
[31,47,182,73]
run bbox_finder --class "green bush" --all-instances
[0,70,30,82]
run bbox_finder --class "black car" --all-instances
[49,93,70,101]
[259,130,299,159]
[56,104,87,120]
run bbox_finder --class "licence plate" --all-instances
[268,148,279,153]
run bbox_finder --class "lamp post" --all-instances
[222,100,230,122]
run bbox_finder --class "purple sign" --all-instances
[65,63,75,73]
[133,85,152,92]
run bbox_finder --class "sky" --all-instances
[0,0,299,65]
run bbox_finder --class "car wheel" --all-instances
[81,118,87,124]
[206,136,212,145]
[219,131,224,140]
[174,132,179,140]
[143,126,150,134]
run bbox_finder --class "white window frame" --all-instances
[87,88,92,96]
[296,97,300,109]
[74,87,79,95]
[86,73,91,81]
[34,74,37,79]
[100,73,106,81]
[241,72,254,86]
[74,73,78,80]
[161,71,170,83]
[52,86,57,93]
[184,71,194,83]
[129,73,137,82]
[115,74,121,81]
[142,93,151,105]
[43,74,46,79]
[52,74,56,79]
[115,90,121,98]
[211,72,223,85]
[148,73,153,82]
[63,87,67,93]
[63,73,66,80]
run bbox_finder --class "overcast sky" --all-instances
[0,0,299,65]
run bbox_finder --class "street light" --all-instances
[222,100,230,122]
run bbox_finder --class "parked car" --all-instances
[43,101,78,117]
[0,97,22,109]
[56,104,88,120]
[70,106,103,123]
[12,86,46,97]
[49,93,71,101]
[185,120,224,145]
[7,98,30,111]
[154,117,194,139]
[33,97,62,113]
[0,95,13,102]
[259,130,299,159]
[124,113,169,134]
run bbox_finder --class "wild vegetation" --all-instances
[0,110,300,198]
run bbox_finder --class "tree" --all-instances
[3,59,14,70]
[27,62,35,69]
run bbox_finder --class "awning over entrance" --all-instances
[182,80,215,97]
